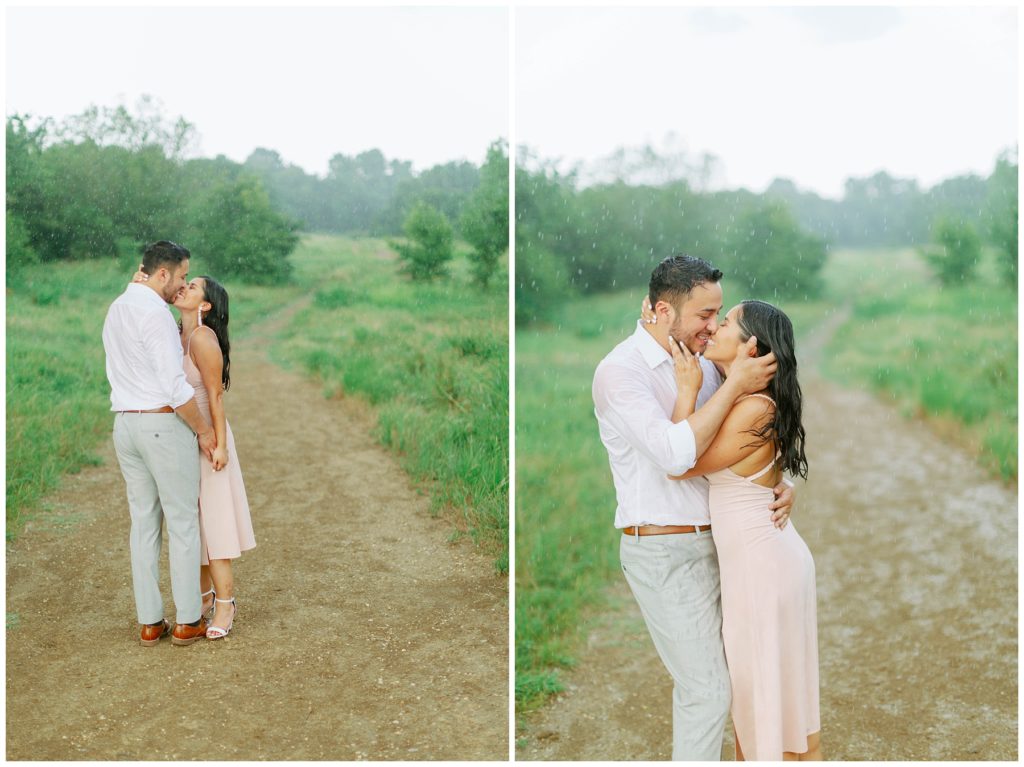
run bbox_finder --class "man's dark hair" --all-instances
[648,254,723,308]
[141,240,190,275]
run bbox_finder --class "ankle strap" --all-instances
[201,588,216,597]
[214,597,235,603]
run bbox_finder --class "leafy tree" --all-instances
[985,150,1018,288]
[6,210,38,269]
[187,175,299,284]
[392,201,454,281]
[716,201,827,300]
[461,140,509,286]
[922,215,982,286]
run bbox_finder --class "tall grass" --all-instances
[515,291,648,709]
[272,234,510,572]
[817,248,1016,480]
[5,251,294,540]
[515,246,1016,713]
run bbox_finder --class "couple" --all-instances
[593,255,821,761]
[102,240,256,646]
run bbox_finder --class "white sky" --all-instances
[6,5,509,175]
[517,6,1018,198]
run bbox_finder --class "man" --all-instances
[102,240,217,646]
[592,254,795,760]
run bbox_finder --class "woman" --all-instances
[133,269,256,640]
[649,298,821,760]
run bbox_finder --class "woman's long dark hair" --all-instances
[198,276,231,391]
[736,300,807,479]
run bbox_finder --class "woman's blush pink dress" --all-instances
[183,330,256,564]
[705,395,819,759]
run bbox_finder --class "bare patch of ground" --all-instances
[6,305,508,761]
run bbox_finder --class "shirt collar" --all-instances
[128,282,170,307]
[631,320,671,370]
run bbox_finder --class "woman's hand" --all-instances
[669,334,702,393]
[669,334,701,423]
[130,263,149,285]
[640,296,656,325]
[211,445,229,472]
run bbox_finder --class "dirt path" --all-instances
[517,308,1017,761]
[6,301,508,761]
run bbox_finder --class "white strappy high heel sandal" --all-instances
[205,597,236,640]
[201,588,216,623]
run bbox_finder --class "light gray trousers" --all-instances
[113,412,201,624]
[620,530,731,761]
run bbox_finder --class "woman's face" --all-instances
[703,304,747,363]
[173,277,208,313]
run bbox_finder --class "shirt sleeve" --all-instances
[593,362,696,475]
[142,307,195,409]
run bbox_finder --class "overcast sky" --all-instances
[6,6,509,175]
[517,6,1018,198]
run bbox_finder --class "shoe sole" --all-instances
[171,634,205,646]
[139,636,164,647]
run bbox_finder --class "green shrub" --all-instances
[922,215,982,285]
[392,201,454,280]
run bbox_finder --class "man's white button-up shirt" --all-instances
[102,283,195,411]
[593,321,724,528]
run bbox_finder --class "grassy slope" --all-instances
[514,246,1016,712]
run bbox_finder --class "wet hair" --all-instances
[736,300,808,479]
[198,276,231,391]
[141,240,190,275]
[648,254,723,309]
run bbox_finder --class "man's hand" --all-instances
[728,336,777,395]
[197,428,216,462]
[669,335,702,393]
[769,480,795,530]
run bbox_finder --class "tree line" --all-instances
[7,100,507,286]
[516,145,1018,325]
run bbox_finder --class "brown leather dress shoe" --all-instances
[140,619,170,646]
[171,618,208,646]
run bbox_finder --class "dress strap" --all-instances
[185,326,212,356]
[746,449,782,483]
[738,393,776,406]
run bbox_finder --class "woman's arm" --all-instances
[190,327,229,471]
[668,396,774,480]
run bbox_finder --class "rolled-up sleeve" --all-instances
[142,309,195,409]
[593,362,696,475]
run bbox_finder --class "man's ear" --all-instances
[654,300,674,322]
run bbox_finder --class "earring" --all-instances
[197,308,203,327]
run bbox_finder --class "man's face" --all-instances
[667,281,723,354]
[159,259,190,304]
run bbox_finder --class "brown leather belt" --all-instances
[622,524,712,536]
[118,406,174,414]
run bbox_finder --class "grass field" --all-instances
[6,235,510,572]
[514,246,1017,713]
[5,252,296,540]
